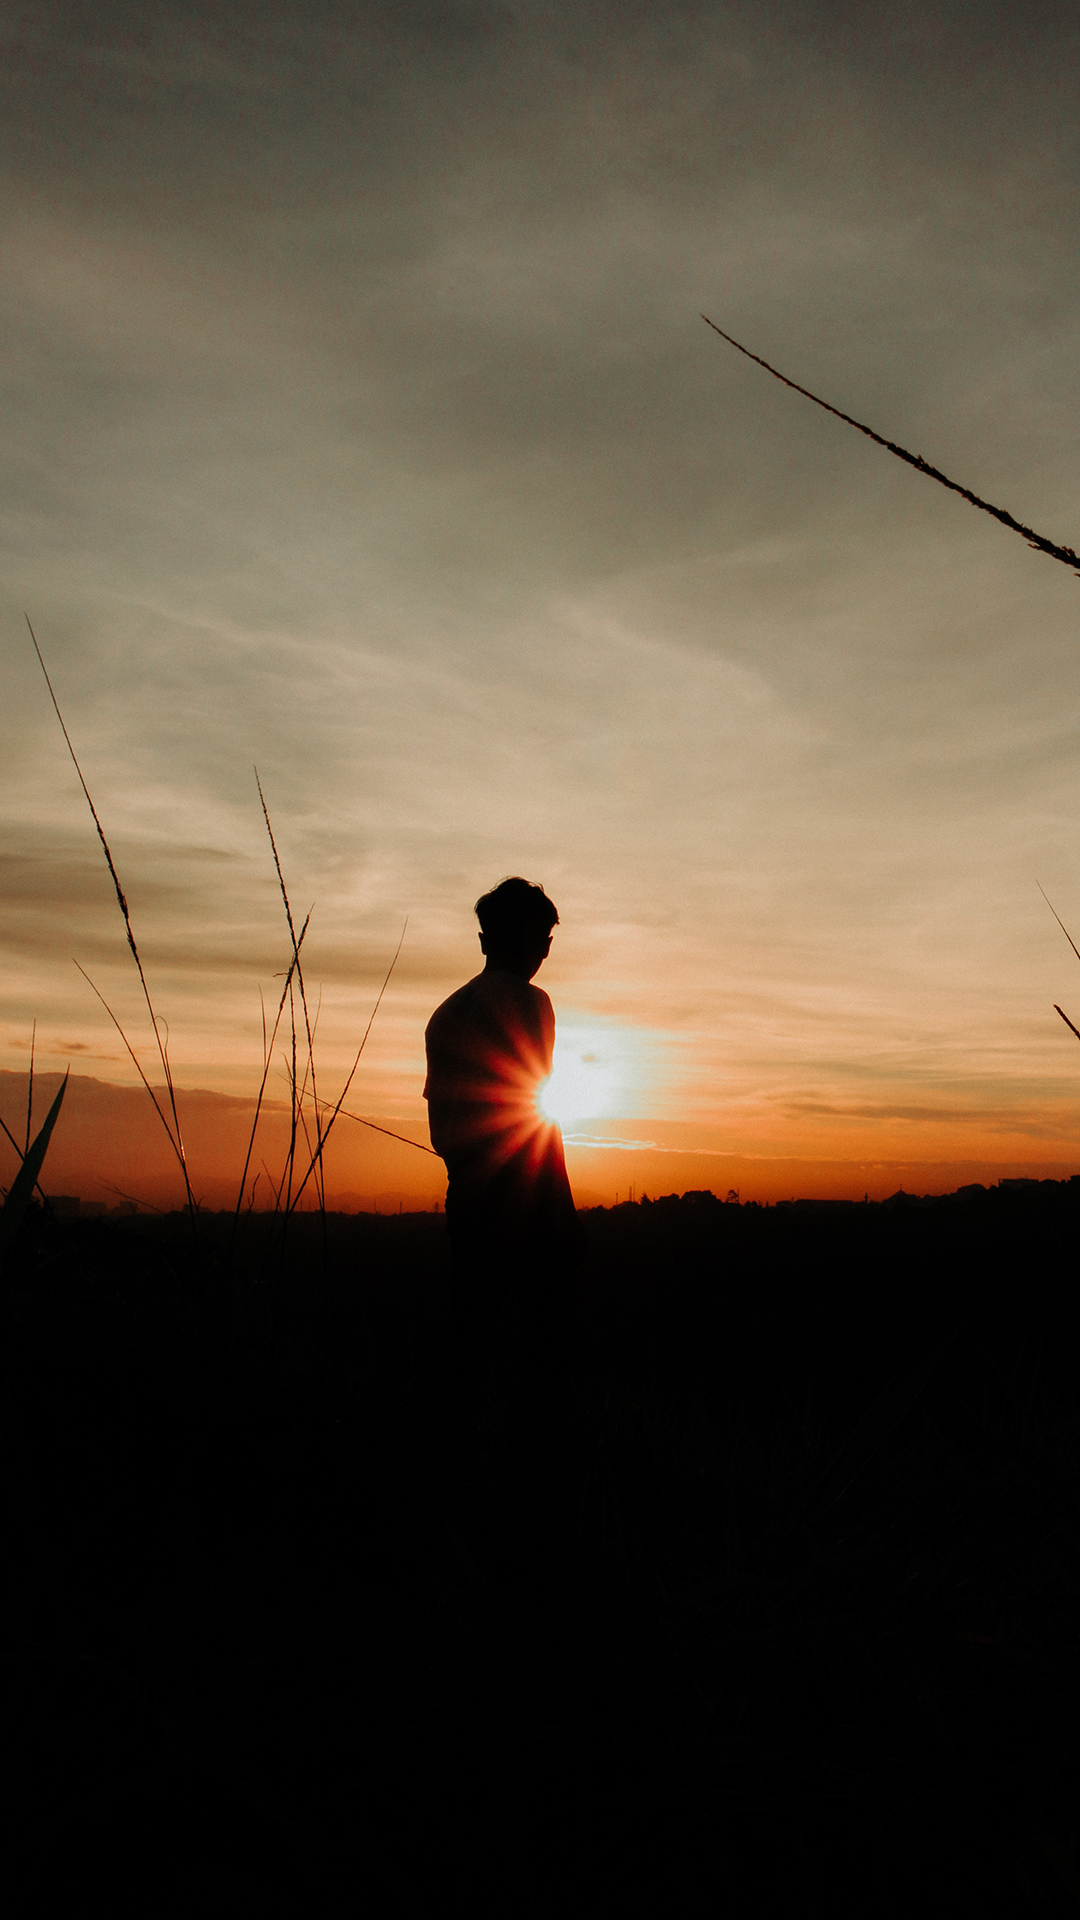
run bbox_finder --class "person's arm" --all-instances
[425,1091,451,1161]
[423,1027,451,1160]
[424,999,478,1161]
[531,986,556,1079]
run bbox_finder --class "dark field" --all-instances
[3,1185,1080,1913]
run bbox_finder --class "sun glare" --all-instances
[538,1024,649,1130]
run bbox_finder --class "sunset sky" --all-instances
[3,0,1080,1208]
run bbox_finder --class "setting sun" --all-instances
[538,1024,651,1130]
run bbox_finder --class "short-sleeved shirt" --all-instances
[424,969,583,1258]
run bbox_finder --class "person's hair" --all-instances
[474,876,559,949]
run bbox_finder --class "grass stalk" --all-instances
[255,771,325,1208]
[286,918,409,1215]
[28,618,198,1229]
[0,1026,47,1202]
[26,627,405,1244]
[74,961,195,1197]
[701,319,1080,576]
[24,1020,34,1158]
[1039,884,1080,1043]
[228,916,310,1258]
[1055,1004,1080,1044]
[0,1071,68,1262]
[0,1110,49,1206]
[311,1097,440,1158]
[285,978,299,1217]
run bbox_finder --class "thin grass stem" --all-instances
[28,618,196,1225]
[311,1096,440,1156]
[254,769,325,1199]
[228,916,310,1257]
[0,1111,50,1203]
[700,319,1080,576]
[293,988,325,1212]
[261,1157,285,1217]
[284,981,299,1218]
[286,919,408,1214]
[1054,1005,1080,1044]
[103,1182,167,1215]
[25,1020,35,1158]
[73,961,190,1180]
[1039,883,1080,968]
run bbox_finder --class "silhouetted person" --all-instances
[425,878,586,1415]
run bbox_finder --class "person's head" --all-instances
[475,877,559,980]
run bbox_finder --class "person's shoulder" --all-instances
[520,980,554,1040]
[426,974,484,1032]
[482,971,551,1016]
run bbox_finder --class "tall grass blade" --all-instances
[0,1114,31,1177]
[287,919,408,1214]
[228,917,310,1255]
[285,979,299,1216]
[701,318,1080,577]
[0,1027,51,1208]
[103,1182,166,1215]
[313,1098,440,1156]
[0,1072,68,1263]
[1055,1005,1080,1044]
[254,770,325,1205]
[294,985,325,1212]
[28,618,196,1222]
[73,961,190,1181]
[260,1157,286,1217]
[1039,883,1080,966]
[0,1116,50,1205]
[25,1019,35,1157]
[1036,887,1080,1042]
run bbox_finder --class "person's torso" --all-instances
[425,971,582,1249]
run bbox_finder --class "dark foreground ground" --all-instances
[3,1184,1080,1914]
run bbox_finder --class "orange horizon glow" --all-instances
[3,1064,1079,1218]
